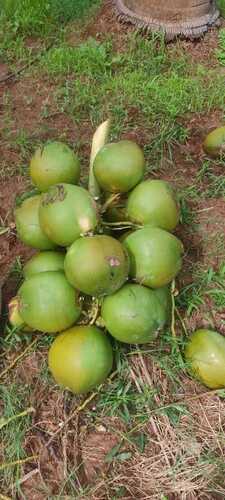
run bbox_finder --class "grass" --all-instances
[196,159,225,197]
[0,0,101,36]
[0,0,101,68]
[2,26,225,174]
[178,264,225,315]
[217,0,225,16]
[1,1,225,497]
[39,33,225,162]
[0,382,32,495]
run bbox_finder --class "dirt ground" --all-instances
[1,2,225,499]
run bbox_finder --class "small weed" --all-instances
[158,402,189,426]
[204,172,225,197]
[195,159,225,198]
[204,264,225,309]
[178,265,225,315]
[179,198,196,225]
[43,38,112,78]
[10,256,23,278]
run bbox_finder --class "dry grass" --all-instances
[54,355,225,500]
[122,357,224,498]
[126,367,225,498]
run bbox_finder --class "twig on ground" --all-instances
[0,455,38,471]
[0,41,55,84]
[0,339,37,380]
[18,468,39,486]
[0,62,35,84]
[0,407,35,430]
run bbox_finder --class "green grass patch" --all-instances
[45,34,225,161]
[43,38,113,78]
[0,0,101,36]
[178,265,225,315]
[0,0,102,66]
[216,28,225,64]
[0,382,32,494]
[181,158,225,200]
[217,0,225,17]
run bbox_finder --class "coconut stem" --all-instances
[101,220,141,231]
[89,298,100,325]
[88,119,111,200]
[101,193,122,213]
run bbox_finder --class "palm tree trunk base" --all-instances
[114,0,220,40]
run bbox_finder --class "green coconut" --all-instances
[154,285,172,319]
[8,297,33,332]
[15,195,56,250]
[123,226,183,288]
[203,126,225,158]
[65,235,129,296]
[93,140,145,193]
[18,271,81,333]
[30,141,80,192]
[119,230,134,243]
[39,184,98,247]
[23,251,65,278]
[101,283,170,344]
[48,325,113,394]
[185,329,225,389]
[126,180,180,231]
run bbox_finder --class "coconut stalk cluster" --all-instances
[8,121,225,394]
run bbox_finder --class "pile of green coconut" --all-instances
[8,121,225,394]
